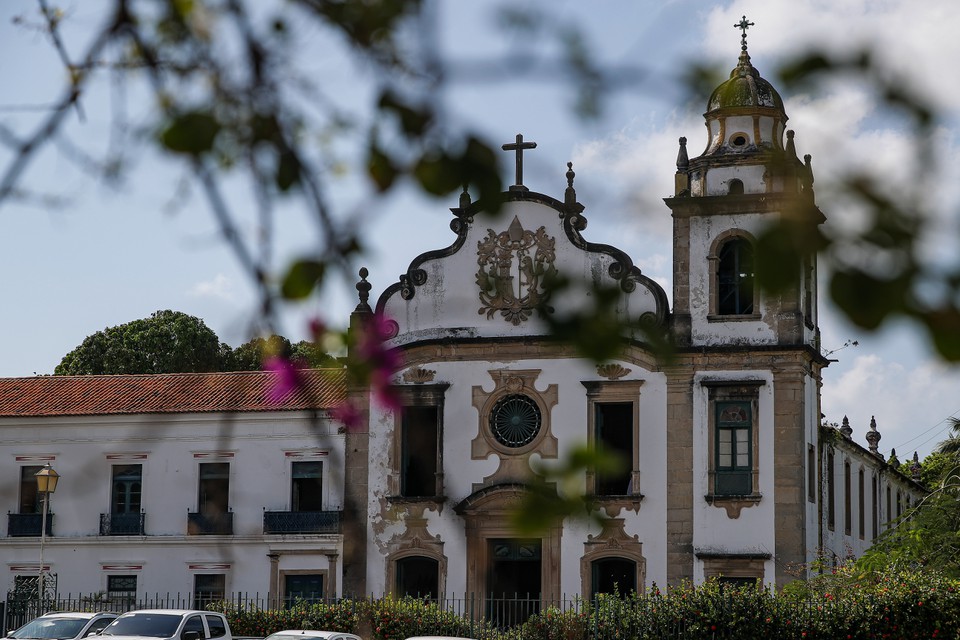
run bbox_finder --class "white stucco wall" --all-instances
[0,411,345,597]
[382,199,663,346]
[365,356,669,596]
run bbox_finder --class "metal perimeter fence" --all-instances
[2,590,868,640]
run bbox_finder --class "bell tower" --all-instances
[665,16,825,348]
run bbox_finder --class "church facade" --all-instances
[0,33,925,607]
[344,32,922,598]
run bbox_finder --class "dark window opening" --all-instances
[19,465,43,514]
[718,576,758,591]
[857,469,867,540]
[401,406,439,497]
[844,462,852,535]
[595,403,633,496]
[487,539,541,628]
[292,462,322,512]
[395,556,439,599]
[715,401,752,495]
[731,135,748,147]
[591,557,636,599]
[107,575,137,607]
[285,574,325,606]
[827,452,835,530]
[886,485,891,527]
[807,445,816,503]
[728,179,744,194]
[193,574,225,610]
[199,463,230,515]
[112,465,142,515]
[717,238,755,315]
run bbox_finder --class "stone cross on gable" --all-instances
[502,133,537,190]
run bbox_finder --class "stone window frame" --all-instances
[388,383,450,503]
[471,370,558,461]
[579,518,646,600]
[267,550,339,605]
[707,229,761,322]
[280,569,330,602]
[697,552,769,584]
[703,380,764,518]
[455,485,561,609]
[581,380,645,513]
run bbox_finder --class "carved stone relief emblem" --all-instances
[476,216,558,325]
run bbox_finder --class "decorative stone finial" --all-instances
[888,448,900,467]
[564,161,577,207]
[839,415,853,439]
[785,130,797,158]
[910,451,922,481]
[865,416,882,457]
[676,137,689,170]
[354,267,372,313]
[802,154,816,202]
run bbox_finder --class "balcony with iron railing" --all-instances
[100,512,146,535]
[187,511,234,535]
[7,513,53,537]
[263,510,341,534]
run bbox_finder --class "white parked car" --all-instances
[8,612,118,640]
[263,630,360,640]
[99,610,230,640]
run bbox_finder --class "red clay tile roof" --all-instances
[0,369,346,417]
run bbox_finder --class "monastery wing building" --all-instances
[0,30,924,607]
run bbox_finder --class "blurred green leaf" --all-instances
[275,151,301,191]
[159,111,220,155]
[281,259,326,300]
[367,142,398,192]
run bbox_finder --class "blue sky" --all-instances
[1,0,958,459]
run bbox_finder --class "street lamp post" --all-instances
[35,463,60,608]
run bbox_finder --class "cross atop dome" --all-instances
[734,15,754,52]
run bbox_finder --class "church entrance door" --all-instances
[486,538,541,627]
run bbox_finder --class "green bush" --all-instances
[368,597,498,640]
[208,567,960,640]
[208,600,360,637]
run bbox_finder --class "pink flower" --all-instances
[264,356,302,404]
[332,402,363,431]
[354,313,402,410]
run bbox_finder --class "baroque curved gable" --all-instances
[375,189,669,345]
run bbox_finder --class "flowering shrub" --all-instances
[368,597,497,640]
[208,600,360,637]
[208,568,960,640]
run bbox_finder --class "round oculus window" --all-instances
[489,394,542,448]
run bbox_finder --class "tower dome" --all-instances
[707,49,784,114]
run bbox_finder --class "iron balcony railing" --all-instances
[186,512,233,535]
[7,513,53,537]
[263,510,341,534]
[100,512,146,535]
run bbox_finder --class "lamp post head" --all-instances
[35,463,60,495]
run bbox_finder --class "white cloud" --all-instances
[821,353,960,460]
[188,274,235,301]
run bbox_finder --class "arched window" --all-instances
[717,237,755,315]
[395,556,439,599]
[728,179,744,194]
[590,557,637,598]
